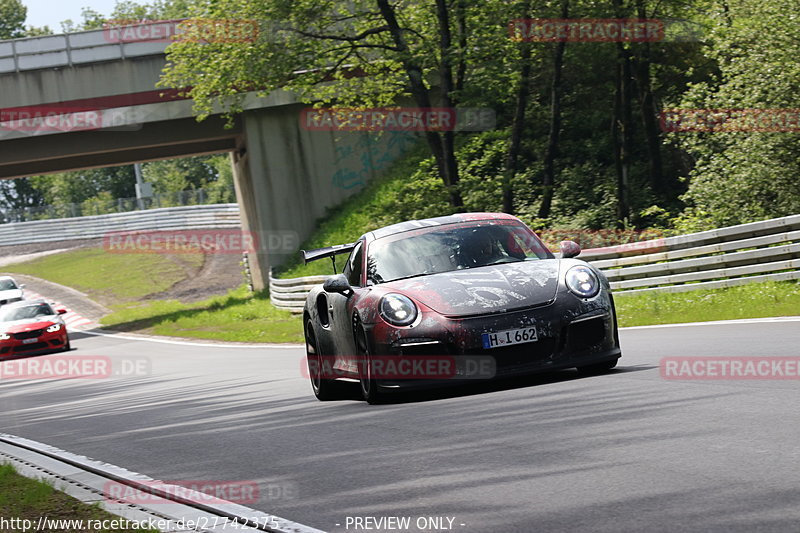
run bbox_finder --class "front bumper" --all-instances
[0,330,69,358]
[368,291,621,391]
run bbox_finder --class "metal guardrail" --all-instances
[0,204,241,246]
[587,213,800,293]
[269,214,800,312]
[1,186,236,223]
[270,273,331,312]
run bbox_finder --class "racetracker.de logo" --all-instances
[104,480,264,505]
[661,357,800,380]
[103,229,259,255]
[509,18,665,42]
[103,18,260,44]
[300,107,496,132]
[660,108,800,132]
[536,229,665,254]
[0,356,150,380]
[0,106,105,133]
[303,355,496,380]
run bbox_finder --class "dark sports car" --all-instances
[301,213,621,403]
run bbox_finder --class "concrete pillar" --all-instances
[233,103,418,291]
[230,139,269,291]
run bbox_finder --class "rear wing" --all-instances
[301,242,356,272]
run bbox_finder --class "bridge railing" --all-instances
[0,204,240,246]
[0,22,176,74]
[269,214,800,313]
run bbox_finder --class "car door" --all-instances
[328,240,367,373]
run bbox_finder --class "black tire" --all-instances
[63,336,71,352]
[354,321,383,404]
[577,358,618,376]
[305,319,341,401]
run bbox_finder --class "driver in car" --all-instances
[462,229,506,267]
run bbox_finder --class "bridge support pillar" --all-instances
[230,143,268,291]
[231,104,418,292]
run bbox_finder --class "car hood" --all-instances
[384,260,561,317]
[1,318,58,333]
[0,289,23,302]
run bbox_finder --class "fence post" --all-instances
[242,252,254,293]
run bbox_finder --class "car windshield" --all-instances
[0,279,18,291]
[0,304,54,322]
[367,222,552,284]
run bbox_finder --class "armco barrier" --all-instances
[585,213,800,293]
[270,273,331,313]
[0,204,241,246]
[270,214,800,313]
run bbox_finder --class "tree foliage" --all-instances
[3,0,799,231]
[0,0,26,39]
[671,0,800,230]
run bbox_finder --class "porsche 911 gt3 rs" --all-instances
[301,213,621,403]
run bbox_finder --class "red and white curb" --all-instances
[23,290,98,331]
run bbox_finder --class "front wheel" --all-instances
[63,336,71,352]
[305,319,342,401]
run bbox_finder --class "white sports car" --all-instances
[0,276,25,307]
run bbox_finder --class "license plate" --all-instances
[482,327,537,349]
[22,338,38,344]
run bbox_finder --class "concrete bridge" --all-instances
[0,21,416,289]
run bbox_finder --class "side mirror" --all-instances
[56,308,68,315]
[559,240,581,259]
[323,274,353,297]
[19,284,25,289]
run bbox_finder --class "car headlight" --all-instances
[0,333,9,340]
[47,324,62,333]
[379,294,418,326]
[566,265,600,298]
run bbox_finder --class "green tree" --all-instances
[141,155,222,194]
[672,0,800,230]
[0,0,26,39]
[159,0,540,209]
[61,0,194,32]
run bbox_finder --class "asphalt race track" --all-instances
[0,320,799,532]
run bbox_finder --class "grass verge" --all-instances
[99,279,799,343]
[614,280,800,327]
[101,285,303,343]
[0,463,158,532]
[2,247,203,304]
